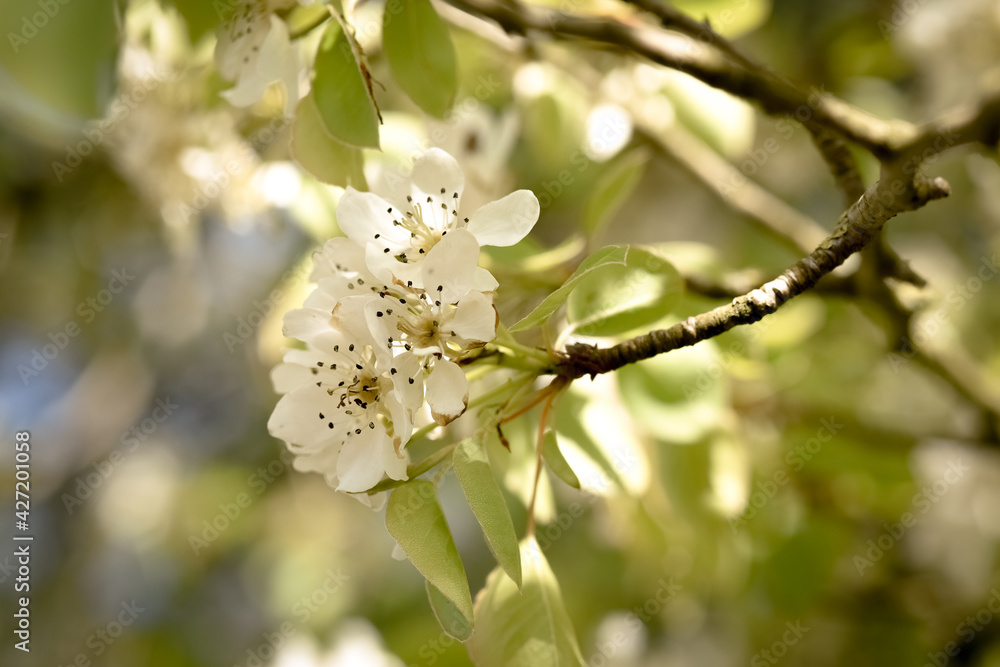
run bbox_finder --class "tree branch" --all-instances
[439,0,1000,433]
[555,174,950,378]
[444,0,914,154]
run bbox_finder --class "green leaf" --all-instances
[541,430,580,489]
[522,93,571,174]
[383,0,458,118]
[427,580,474,642]
[566,246,683,337]
[453,438,522,588]
[312,20,381,148]
[583,149,649,235]
[386,481,473,624]
[0,0,118,119]
[291,95,367,188]
[469,538,584,667]
[509,245,629,332]
[554,393,626,490]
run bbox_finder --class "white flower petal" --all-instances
[279,346,351,373]
[361,296,398,365]
[409,148,465,205]
[331,294,380,344]
[421,228,480,303]
[336,421,389,492]
[303,283,338,311]
[353,491,388,511]
[268,385,347,449]
[289,446,342,489]
[282,307,335,343]
[450,291,498,343]
[426,360,469,425]
[311,237,369,282]
[254,15,294,81]
[215,4,268,80]
[362,241,420,287]
[389,351,424,409]
[220,15,297,113]
[473,267,499,293]
[270,361,315,394]
[337,188,408,248]
[382,393,411,479]
[466,189,540,247]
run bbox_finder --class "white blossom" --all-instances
[336,148,540,292]
[215,0,303,116]
[267,339,416,494]
[268,147,539,497]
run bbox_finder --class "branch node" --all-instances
[682,316,697,337]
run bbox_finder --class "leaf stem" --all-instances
[526,390,559,538]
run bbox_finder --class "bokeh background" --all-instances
[3,0,1000,665]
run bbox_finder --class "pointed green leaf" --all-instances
[383,0,458,118]
[312,20,381,148]
[386,481,473,623]
[291,95,367,188]
[509,245,629,332]
[427,580,474,642]
[454,438,522,588]
[554,393,626,491]
[583,148,649,235]
[541,430,580,490]
[566,246,683,337]
[469,538,584,667]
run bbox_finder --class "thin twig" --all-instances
[526,390,558,538]
[556,174,951,378]
[443,0,913,154]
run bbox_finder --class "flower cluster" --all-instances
[268,149,540,498]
